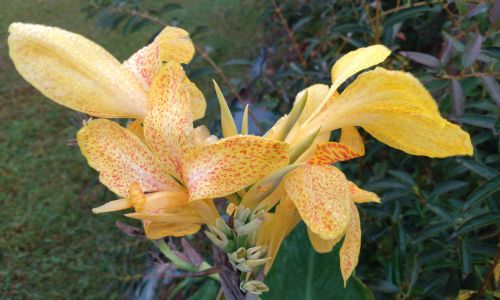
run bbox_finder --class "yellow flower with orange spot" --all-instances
[250,45,473,284]
[8,23,290,239]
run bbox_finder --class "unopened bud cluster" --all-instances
[205,206,270,295]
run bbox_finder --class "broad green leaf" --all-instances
[459,114,496,129]
[463,174,500,211]
[264,224,375,300]
[459,239,471,279]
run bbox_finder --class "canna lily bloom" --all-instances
[62,62,289,239]
[8,22,290,239]
[253,45,473,284]
[8,22,206,121]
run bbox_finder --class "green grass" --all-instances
[0,0,262,298]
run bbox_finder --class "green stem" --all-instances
[155,240,220,281]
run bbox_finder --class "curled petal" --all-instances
[285,165,351,240]
[340,202,361,286]
[340,126,365,156]
[77,119,179,197]
[124,26,195,89]
[144,62,198,181]
[330,45,391,92]
[313,68,473,157]
[349,182,380,204]
[307,228,342,253]
[125,183,201,239]
[92,199,132,214]
[8,23,147,118]
[184,135,289,201]
[124,27,204,120]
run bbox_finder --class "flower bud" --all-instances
[240,280,269,295]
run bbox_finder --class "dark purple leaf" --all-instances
[400,51,440,69]
[480,76,500,106]
[461,34,483,67]
[115,221,144,237]
[450,79,465,117]
[490,0,500,28]
[466,4,488,19]
[440,40,455,65]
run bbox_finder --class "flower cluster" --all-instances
[8,23,473,296]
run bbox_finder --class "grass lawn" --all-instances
[0,0,262,298]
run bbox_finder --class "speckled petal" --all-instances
[340,202,361,286]
[123,26,195,89]
[308,228,342,253]
[313,68,473,157]
[340,126,365,156]
[349,181,380,203]
[285,165,351,240]
[144,62,198,181]
[127,120,145,141]
[77,119,179,197]
[308,142,363,165]
[184,135,289,201]
[8,23,147,118]
[125,182,201,239]
[123,27,204,119]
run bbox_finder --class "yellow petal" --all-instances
[330,45,391,91]
[125,182,201,239]
[184,135,289,201]
[194,125,212,144]
[77,119,179,197]
[313,68,473,157]
[307,228,342,253]
[241,104,249,135]
[127,120,145,141]
[308,142,363,165]
[92,199,132,214]
[144,62,198,181]
[340,202,361,286]
[349,182,380,203]
[145,222,201,239]
[183,77,206,121]
[124,26,194,87]
[8,23,147,118]
[264,115,288,140]
[340,126,365,156]
[156,26,195,64]
[295,84,330,124]
[285,165,351,240]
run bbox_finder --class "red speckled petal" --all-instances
[77,119,179,197]
[285,165,351,240]
[184,135,289,201]
[348,181,380,203]
[340,202,361,286]
[123,26,195,90]
[308,142,363,165]
[144,62,198,181]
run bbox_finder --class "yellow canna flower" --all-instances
[8,22,205,120]
[78,63,289,239]
[8,22,290,240]
[253,45,473,285]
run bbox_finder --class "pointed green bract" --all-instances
[213,80,238,138]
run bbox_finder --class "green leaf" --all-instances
[429,180,468,198]
[186,280,219,300]
[456,212,500,236]
[412,222,453,244]
[264,224,375,300]
[458,113,496,129]
[461,159,499,179]
[463,174,500,211]
[384,6,441,28]
[459,239,471,279]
